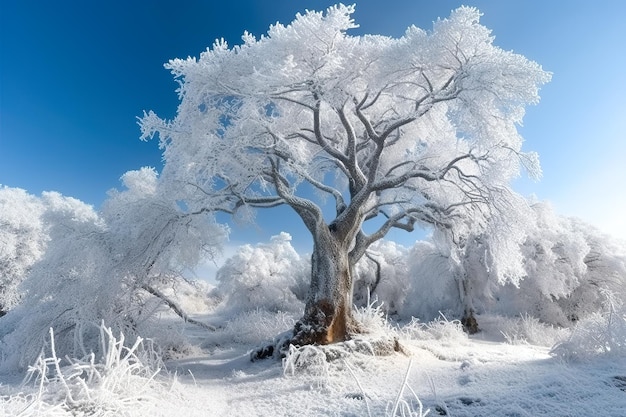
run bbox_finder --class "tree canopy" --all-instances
[140,4,551,346]
[140,5,550,249]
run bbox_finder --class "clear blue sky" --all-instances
[1,0,625,252]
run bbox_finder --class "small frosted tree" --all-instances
[0,186,47,314]
[0,191,110,369]
[520,202,590,323]
[568,217,626,313]
[402,240,458,321]
[140,5,550,347]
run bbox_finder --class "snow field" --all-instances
[2,308,625,416]
[162,310,626,416]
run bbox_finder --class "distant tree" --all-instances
[402,240,458,321]
[0,186,46,314]
[493,202,626,326]
[215,232,309,314]
[140,5,550,348]
[568,217,626,317]
[434,193,531,332]
[516,202,590,324]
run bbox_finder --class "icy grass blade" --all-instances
[387,359,429,417]
[7,322,166,416]
[343,356,430,417]
[344,360,373,417]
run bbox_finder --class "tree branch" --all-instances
[336,105,367,190]
[269,159,323,233]
[313,99,349,164]
[371,153,474,192]
[141,283,216,331]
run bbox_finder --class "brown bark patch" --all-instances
[291,299,351,346]
[325,302,347,344]
[461,312,480,334]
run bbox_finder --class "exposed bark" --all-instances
[461,309,480,334]
[291,226,359,346]
[251,224,366,361]
[457,269,480,334]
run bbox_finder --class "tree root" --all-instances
[250,331,406,362]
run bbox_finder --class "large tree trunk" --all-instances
[457,270,480,334]
[291,226,357,345]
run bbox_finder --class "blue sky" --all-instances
[1,0,625,252]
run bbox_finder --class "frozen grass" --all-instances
[281,342,431,417]
[3,309,626,416]
[400,314,467,342]
[282,344,331,390]
[384,359,430,417]
[354,295,398,338]
[1,324,167,416]
[344,359,430,417]
[479,313,571,346]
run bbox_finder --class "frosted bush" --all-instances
[215,233,309,314]
[551,291,626,361]
[282,344,330,387]
[353,295,397,339]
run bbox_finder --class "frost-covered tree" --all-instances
[516,202,590,324]
[140,5,550,346]
[432,193,531,332]
[0,186,47,314]
[103,167,227,299]
[402,240,458,321]
[0,170,226,370]
[493,202,626,326]
[0,191,110,369]
[568,217,626,313]
[215,232,309,314]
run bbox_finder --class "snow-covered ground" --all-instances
[2,308,625,417]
